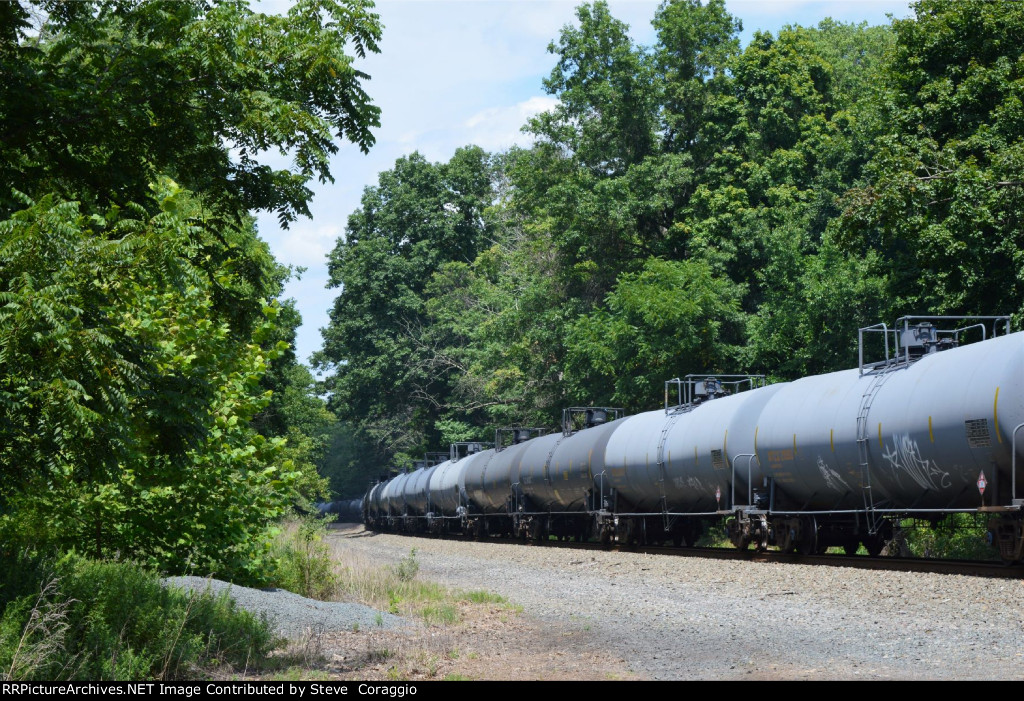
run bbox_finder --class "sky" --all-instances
[253,0,914,366]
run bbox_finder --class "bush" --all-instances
[0,552,278,680]
[900,514,997,560]
[266,517,340,601]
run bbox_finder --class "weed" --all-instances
[366,648,395,663]
[268,667,331,681]
[392,549,419,582]
[443,673,471,681]
[2,575,77,681]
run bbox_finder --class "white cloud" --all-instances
[462,95,560,151]
[263,221,343,269]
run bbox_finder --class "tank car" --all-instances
[358,316,1024,563]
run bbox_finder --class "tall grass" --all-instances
[333,548,451,618]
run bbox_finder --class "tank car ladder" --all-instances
[656,410,687,531]
[855,370,896,535]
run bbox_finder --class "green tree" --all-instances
[0,188,293,578]
[317,147,495,464]
[0,0,381,225]
[836,0,1024,321]
[0,0,383,578]
[565,257,744,410]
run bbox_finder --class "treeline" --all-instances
[0,0,380,582]
[317,0,1024,481]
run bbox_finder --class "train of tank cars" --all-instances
[319,316,1024,563]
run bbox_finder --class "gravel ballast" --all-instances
[163,576,409,640]
[325,525,1024,680]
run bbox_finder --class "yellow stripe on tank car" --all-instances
[830,428,834,453]
[878,422,883,449]
[754,426,759,461]
[724,429,728,454]
[793,434,797,455]
[928,416,934,443]
[995,386,1002,444]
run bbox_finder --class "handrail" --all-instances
[1013,423,1024,503]
[730,453,760,509]
[858,323,889,375]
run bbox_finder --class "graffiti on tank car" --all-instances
[816,455,851,492]
[882,433,951,491]
[671,475,707,492]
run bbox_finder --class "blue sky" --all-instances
[253,0,913,366]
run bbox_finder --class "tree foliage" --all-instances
[316,147,495,465]
[320,0,1024,478]
[0,0,381,225]
[0,0,381,577]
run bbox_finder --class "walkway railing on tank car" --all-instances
[859,315,1012,375]
[449,441,493,461]
[896,315,1012,366]
[664,374,766,414]
[424,452,449,467]
[494,427,547,452]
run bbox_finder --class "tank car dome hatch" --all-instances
[562,407,625,436]
[694,377,722,399]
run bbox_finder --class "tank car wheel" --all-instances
[843,541,860,556]
[795,516,818,555]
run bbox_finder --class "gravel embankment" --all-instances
[325,525,1024,680]
[163,576,409,640]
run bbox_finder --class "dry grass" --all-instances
[2,576,79,681]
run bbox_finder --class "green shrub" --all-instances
[266,517,340,600]
[391,549,419,582]
[900,514,997,560]
[0,552,278,680]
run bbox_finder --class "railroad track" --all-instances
[341,525,1024,580]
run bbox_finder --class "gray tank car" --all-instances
[358,317,1024,563]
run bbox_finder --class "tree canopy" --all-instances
[0,0,381,580]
